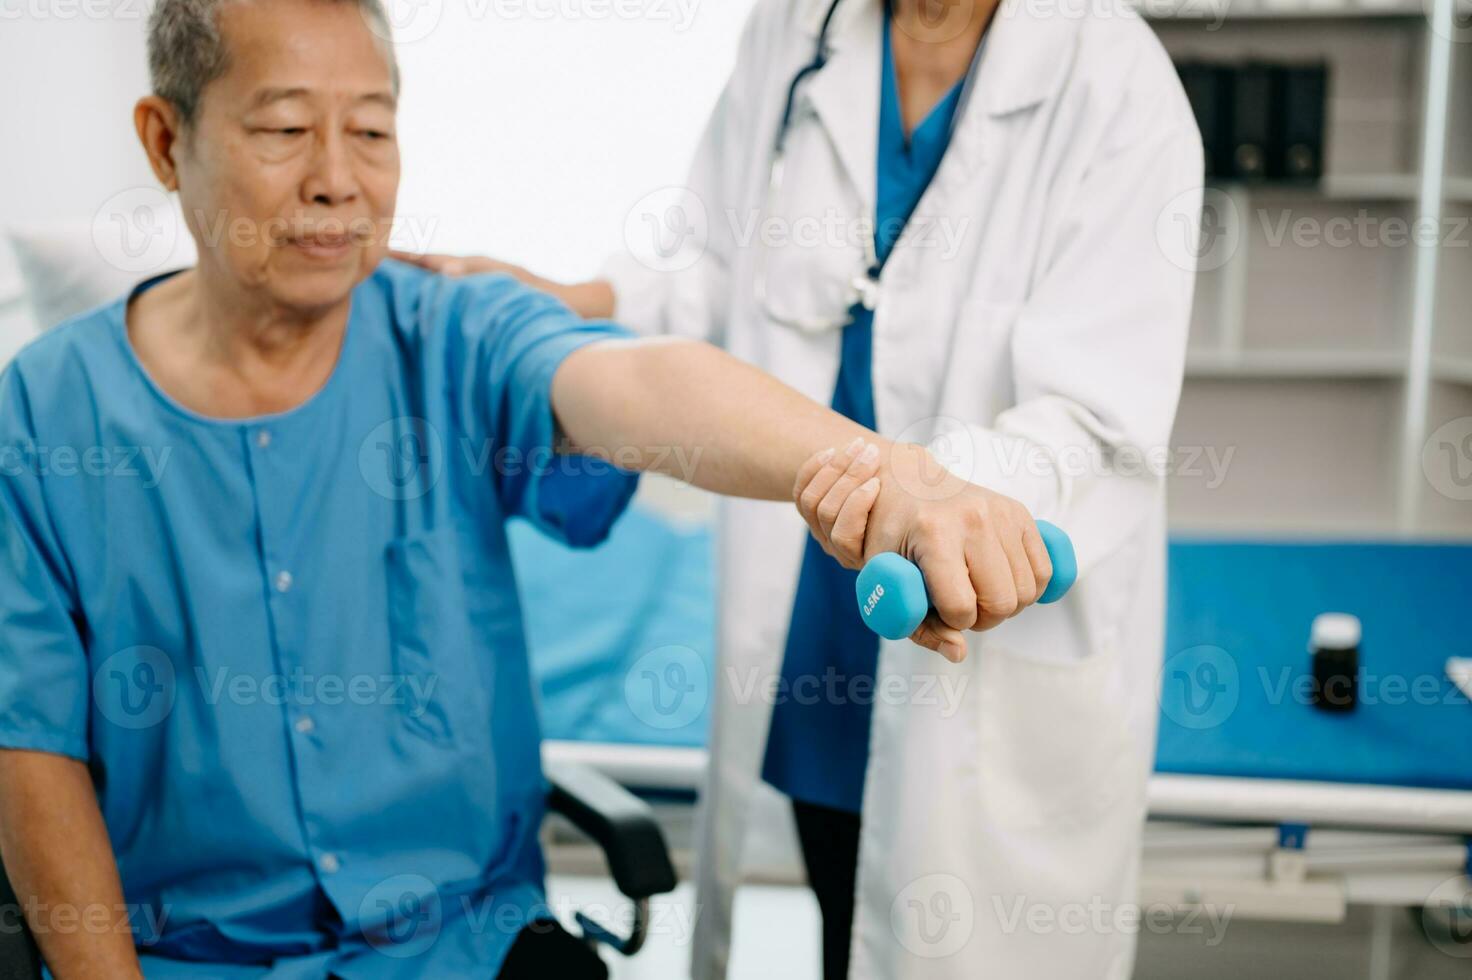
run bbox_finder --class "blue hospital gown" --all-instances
[0,259,638,977]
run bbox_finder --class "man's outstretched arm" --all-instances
[551,337,1054,660]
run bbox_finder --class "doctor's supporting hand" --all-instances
[791,442,1053,661]
[393,250,1055,655]
[390,250,614,318]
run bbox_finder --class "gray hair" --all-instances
[147,0,402,129]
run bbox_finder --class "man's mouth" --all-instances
[287,233,357,259]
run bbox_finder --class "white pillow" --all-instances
[5,196,197,333]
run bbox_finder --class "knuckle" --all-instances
[815,499,843,527]
[798,486,824,513]
[980,590,1020,619]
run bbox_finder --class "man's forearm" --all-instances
[0,750,143,979]
[553,337,877,500]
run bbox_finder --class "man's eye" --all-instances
[356,129,392,141]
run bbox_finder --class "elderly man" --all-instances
[0,0,1054,976]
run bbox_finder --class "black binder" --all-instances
[1230,62,1277,181]
[1177,62,1233,179]
[1276,63,1329,180]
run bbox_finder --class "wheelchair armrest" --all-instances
[544,759,677,901]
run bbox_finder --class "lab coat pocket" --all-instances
[975,634,1132,830]
[759,123,868,332]
[385,528,486,746]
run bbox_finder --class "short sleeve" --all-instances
[434,273,640,548]
[0,364,90,761]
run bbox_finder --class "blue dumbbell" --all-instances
[855,520,1078,641]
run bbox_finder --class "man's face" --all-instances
[175,0,400,315]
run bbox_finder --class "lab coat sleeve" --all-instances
[946,68,1204,571]
[597,0,784,343]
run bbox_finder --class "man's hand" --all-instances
[794,441,1053,663]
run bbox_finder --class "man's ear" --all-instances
[134,95,185,192]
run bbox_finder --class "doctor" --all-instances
[397,0,1203,976]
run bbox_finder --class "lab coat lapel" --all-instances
[934,0,1078,184]
[799,0,883,222]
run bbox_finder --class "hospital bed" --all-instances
[521,520,1472,973]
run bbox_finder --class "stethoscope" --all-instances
[753,0,881,334]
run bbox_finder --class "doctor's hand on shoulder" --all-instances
[796,440,1053,663]
[390,250,614,318]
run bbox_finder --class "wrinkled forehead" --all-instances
[212,0,399,110]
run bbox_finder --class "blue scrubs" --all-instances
[0,261,638,977]
[762,18,968,814]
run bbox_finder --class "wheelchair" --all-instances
[0,760,677,979]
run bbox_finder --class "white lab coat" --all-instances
[602,0,1203,976]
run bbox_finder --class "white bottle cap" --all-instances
[1310,613,1361,652]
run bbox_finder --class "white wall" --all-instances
[0,0,758,281]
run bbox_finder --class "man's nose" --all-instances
[300,130,360,206]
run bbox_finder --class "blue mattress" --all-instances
[513,512,1472,790]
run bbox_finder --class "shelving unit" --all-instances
[1143,0,1472,537]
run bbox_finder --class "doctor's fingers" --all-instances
[389,250,519,279]
[813,444,882,547]
[795,440,867,539]
[966,529,1021,633]
[911,615,969,664]
[826,477,882,569]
